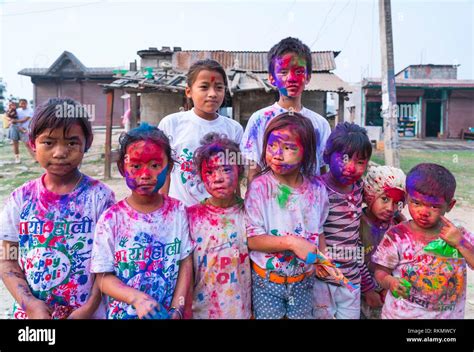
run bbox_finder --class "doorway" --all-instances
[425,102,442,137]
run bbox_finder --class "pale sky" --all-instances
[1,0,473,101]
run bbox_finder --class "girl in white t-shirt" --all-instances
[245,111,330,319]
[91,123,193,319]
[186,132,251,319]
[158,59,243,206]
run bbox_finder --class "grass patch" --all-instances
[373,150,474,206]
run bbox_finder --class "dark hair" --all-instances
[117,122,175,176]
[323,122,372,164]
[186,59,228,88]
[406,163,456,203]
[260,112,317,178]
[268,37,312,78]
[29,97,93,152]
[19,98,28,104]
[193,132,244,180]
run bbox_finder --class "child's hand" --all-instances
[25,299,53,319]
[288,236,317,261]
[67,305,94,319]
[388,277,410,299]
[314,264,330,278]
[364,289,383,308]
[439,216,463,248]
[131,293,163,319]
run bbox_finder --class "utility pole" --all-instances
[379,0,400,167]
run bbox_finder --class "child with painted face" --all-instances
[241,37,331,183]
[158,59,243,207]
[186,132,251,319]
[91,124,194,319]
[372,163,474,319]
[245,112,329,319]
[360,165,406,319]
[0,98,115,319]
[312,122,374,320]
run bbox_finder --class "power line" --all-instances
[369,0,376,77]
[341,0,358,52]
[310,0,351,48]
[2,2,103,17]
[264,0,298,43]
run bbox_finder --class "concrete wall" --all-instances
[232,90,277,127]
[140,92,185,125]
[302,91,326,117]
[447,90,474,138]
[406,66,457,80]
[345,84,362,125]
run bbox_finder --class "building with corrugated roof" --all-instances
[362,64,474,139]
[18,51,125,126]
[103,46,352,128]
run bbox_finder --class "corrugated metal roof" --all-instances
[305,72,353,93]
[172,51,337,73]
[102,67,351,95]
[101,69,187,92]
[19,51,116,78]
[363,77,474,89]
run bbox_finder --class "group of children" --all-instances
[1,37,473,320]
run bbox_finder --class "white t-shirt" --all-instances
[158,109,243,207]
[245,172,329,276]
[240,102,331,174]
[187,200,251,319]
[91,197,194,319]
[372,221,474,319]
[16,107,34,130]
[0,174,115,319]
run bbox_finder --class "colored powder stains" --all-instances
[245,109,278,149]
[276,184,292,208]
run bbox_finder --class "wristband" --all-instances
[168,306,183,319]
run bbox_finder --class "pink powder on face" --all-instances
[123,140,166,193]
[272,54,307,97]
[201,154,239,200]
[265,128,304,173]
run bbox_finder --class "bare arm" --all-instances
[248,235,317,261]
[0,241,52,319]
[95,272,161,319]
[169,255,193,319]
[457,238,474,268]
[16,116,31,124]
[67,274,102,319]
[439,216,474,268]
[374,263,408,298]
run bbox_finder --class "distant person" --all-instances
[240,37,331,184]
[7,99,35,163]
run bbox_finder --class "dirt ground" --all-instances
[0,129,473,318]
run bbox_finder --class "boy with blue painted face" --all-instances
[91,124,194,319]
[241,37,331,184]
